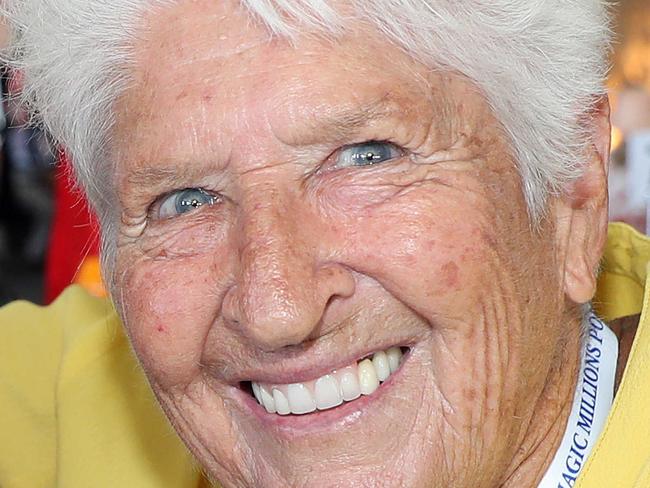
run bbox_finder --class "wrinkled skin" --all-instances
[110,0,610,486]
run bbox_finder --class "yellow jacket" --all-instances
[1,223,649,487]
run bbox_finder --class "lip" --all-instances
[234,347,413,438]
[227,338,418,387]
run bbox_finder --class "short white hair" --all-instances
[2,0,611,227]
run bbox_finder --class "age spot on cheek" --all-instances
[441,261,460,289]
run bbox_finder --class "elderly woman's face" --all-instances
[112,0,578,486]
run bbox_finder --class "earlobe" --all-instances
[564,251,599,305]
[559,96,611,305]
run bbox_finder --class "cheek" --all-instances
[117,250,232,388]
[333,181,549,440]
[344,199,496,322]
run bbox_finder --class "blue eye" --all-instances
[335,141,402,168]
[156,188,218,219]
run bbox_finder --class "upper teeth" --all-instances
[250,347,404,415]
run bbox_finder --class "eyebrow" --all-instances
[125,165,201,190]
[119,160,227,203]
[301,94,404,142]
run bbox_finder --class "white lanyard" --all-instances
[537,312,619,488]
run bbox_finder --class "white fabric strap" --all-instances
[537,312,619,488]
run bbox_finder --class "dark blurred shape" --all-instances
[0,66,103,307]
[0,68,56,305]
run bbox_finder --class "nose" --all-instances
[222,192,355,351]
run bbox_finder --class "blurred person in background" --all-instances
[1,1,650,488]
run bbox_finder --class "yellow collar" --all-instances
[576,223,650,487]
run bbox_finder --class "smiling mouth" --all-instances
[244,347,409,416]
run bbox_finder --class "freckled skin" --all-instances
[109,1,611,487]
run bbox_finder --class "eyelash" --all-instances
[148,187,220,221]
[321,139,407,173]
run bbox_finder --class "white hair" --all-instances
[2,0,611,235]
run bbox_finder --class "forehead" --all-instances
[116,0,444,165]
[135,0,416,94]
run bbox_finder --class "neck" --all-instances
[503,311,632,488]
[501,315,584,487]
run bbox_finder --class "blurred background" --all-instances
[0,1,649,307]
[609,0,650,234]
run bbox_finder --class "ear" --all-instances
[554,96,611,305]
